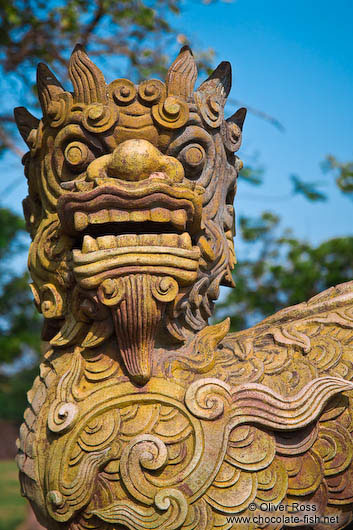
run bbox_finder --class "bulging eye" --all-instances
[179,143,206,177]
[64,141,94,172]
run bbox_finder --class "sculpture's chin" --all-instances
[96,272,182,385]
[70,234,201,385]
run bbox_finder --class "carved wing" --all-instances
[203,280,353,529]
[222,279,353,389]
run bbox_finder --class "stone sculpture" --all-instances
[14,44,353,530]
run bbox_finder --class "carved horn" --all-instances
[69,44,107,104]
[166,45,197,100]
[195,62,232,128]
[37,63,64,115]
[14,107,39,147]
[197,61,232,107]
[228,107,247,130]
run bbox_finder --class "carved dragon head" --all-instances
[15,45,246,384]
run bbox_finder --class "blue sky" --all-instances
[178,0,353,245]
[1,0,352,251]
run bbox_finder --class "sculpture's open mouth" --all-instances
[58,183,203,289]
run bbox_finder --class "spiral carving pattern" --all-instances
[82,103,118,133]
[152,96,189,129]
[138,79,166,104]
[109,79,136,105]
[185,378,232,420]
[15,41,353,530]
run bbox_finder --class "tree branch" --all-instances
[0,126,24,158]
[228,98,285,132]
[81,1,105,48]
[0,115,16,123]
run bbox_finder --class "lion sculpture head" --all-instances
[14,44,246,385]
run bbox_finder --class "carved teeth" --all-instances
[160,234,179,247]
[75,206,193,252]
[74,212,89,231]
[179,233,192,249]
[100,209,110,224]
[110,209,129,223]
[139,234,157,246]
[79,232,194,253]
[130,210,151,222]
[88,210,110,225]
[117,235,138,247]
[172,210,187,231]
[151,208,171,223]
[97,235,117,250]
[171,210,187,231]
[82,235,99,253]
[74,207,190,232]
[60,181,75,190]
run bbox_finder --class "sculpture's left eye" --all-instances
[64,141,94,172]
[179,143,206,177]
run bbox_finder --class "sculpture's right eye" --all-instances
[64,141,94,173]
[178,143,206,178]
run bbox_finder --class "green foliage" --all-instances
[239,164,264,186]
[0,207,25,263]
[215,155,353,332]
[0,271,41,364]
[0,208,40,363]
[0,366,39,422]
[290,174,327,202]
[0,208,41,420]
[239,211,279,241]
[0,0,215,158]
[0,0,214,100]
[323,155,353,196]
[215,211,353,331]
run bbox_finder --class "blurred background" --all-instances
[0,1,352,527]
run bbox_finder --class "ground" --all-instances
[0,460,26,530]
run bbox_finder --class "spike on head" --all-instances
[14,43,245,365]
[197,61,232,105]
[195,61,232,129]
[228,107,247,131]
[37,63,64,116]
[166,45,197,101]
[14,107,39,148]
[69,44,107,104]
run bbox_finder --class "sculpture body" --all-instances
[14,45,353,530]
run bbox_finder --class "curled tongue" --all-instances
[98,274,178,385]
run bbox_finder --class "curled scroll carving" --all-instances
[91,489,188,530]
[185,378,232,420]
[120,434,169,504]
[14,42,353,530]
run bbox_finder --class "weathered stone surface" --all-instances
[14,44,353,530]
